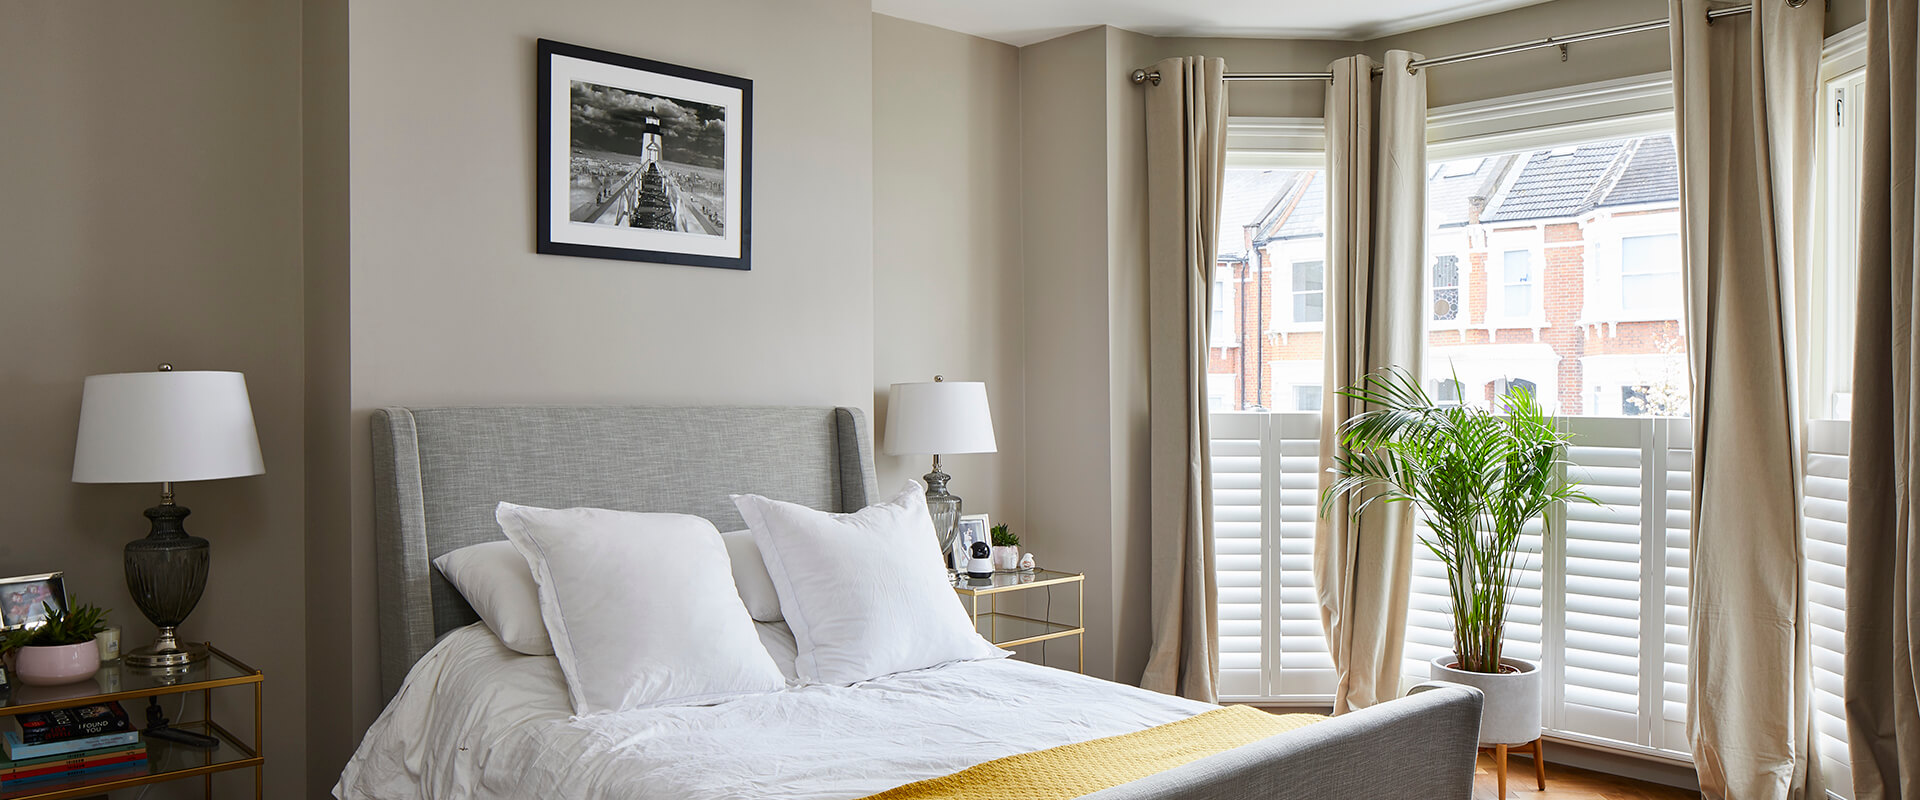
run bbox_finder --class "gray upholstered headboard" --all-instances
[369,405,878,698]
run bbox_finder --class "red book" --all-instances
[0,749,147,782]
[0,759,149,791]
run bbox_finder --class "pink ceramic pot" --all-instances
[13,640,100,686]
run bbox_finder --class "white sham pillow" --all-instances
[433,540,553,655]
[721,529,783,623]
[731,482,1006,685]
[495,502,786,715]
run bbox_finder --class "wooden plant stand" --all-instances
[1480,738,1546,799]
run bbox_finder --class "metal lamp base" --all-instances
[125,639,207,669]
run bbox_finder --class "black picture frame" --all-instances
[537,39,752,270]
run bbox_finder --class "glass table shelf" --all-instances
[952,568,1082,595]
[0,645,260,717]
[0,720,260,800]
[971,612,1083,648]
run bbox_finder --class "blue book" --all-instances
[1,730,141,761]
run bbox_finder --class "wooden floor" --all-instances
[1474,750,1700,800]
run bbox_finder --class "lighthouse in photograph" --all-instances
[640,116,662,167]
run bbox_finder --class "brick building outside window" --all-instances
[1207,133,1688,418]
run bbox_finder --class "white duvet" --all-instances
[336,623,1214,800]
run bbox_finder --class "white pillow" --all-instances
[731,482,1006,685]
[495,502,786,715]
[721,529,783,622]
[433,541,552,655]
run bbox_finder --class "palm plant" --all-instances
[1319,367,1591,674]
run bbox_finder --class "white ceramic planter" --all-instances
[13,640,101,687]
[1430,655,1541,745]
[992,546,1021,571]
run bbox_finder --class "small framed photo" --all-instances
[0,573,67,631]
[956,514,991,560]
[537,39,752,269]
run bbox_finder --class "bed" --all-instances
[340,404,1483,800]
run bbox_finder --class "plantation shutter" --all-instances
[1403,520,1456,684]
[1558,417,1650,746]
[1271,413,1333,697]
[1210,412,1330,700]
[1210,413,1266,698]
[1659,420,1693,754]
[1803,420,1851,799]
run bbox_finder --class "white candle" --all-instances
[95,627,120,661]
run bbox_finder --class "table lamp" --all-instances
[884,376,996,562]
[72,365,264,668]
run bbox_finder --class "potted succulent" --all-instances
[4,599,109,687]
[1320,368,1589,746]
[989,524,1022,571]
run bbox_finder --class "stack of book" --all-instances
[0,702,147,791]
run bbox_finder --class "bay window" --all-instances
[1209,35,1865,796]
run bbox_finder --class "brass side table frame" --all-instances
[953,569,1085,672]
[0,643,263,800]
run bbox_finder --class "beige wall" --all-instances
[300,0,876,790]
[0,2,307,797]
[871,15,1026,537]
[302,0,354,791]
[1019,26,1128,678]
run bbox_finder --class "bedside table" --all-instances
[0,644,262,799]
[953,569,1084,672]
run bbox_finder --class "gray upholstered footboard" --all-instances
[1085,683,1483,800]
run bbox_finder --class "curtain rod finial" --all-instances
[1132,68,1160,86]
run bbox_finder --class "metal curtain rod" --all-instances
[1130,3,1769,85]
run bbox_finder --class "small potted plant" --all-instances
[4,599,109,686]
[1321,368,1590,747]
[990,524,1022,571]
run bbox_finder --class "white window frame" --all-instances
[1581,208,1684,326]
[1487,229,1547,328]
[1211,266,1239,348]
[1281,256,1326,331]
[1808,35,1867,424]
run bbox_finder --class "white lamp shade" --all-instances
[72,370,265,484]
[884,380,997,456]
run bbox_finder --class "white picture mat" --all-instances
[546,54,744,259]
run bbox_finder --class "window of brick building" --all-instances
[1500,249,1534,318]
[1290,260,1324,324]
[1620,233,1681,311]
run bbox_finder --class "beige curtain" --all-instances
[1844,1,1920,797]
[1141,55,1227,703]
[1669,1,1824,797]
[1313,51,1427,715]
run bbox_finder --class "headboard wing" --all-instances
[370,405,878,698]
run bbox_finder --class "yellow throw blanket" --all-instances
[860,705,1324,800]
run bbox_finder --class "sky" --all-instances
[570,81,726,170]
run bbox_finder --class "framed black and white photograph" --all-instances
[537,39,751,269]
[956,514,990,567]
[0,572,67,631]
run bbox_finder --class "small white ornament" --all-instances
[1019,553,1036,571]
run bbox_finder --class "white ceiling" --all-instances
[873,0,1558,47]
